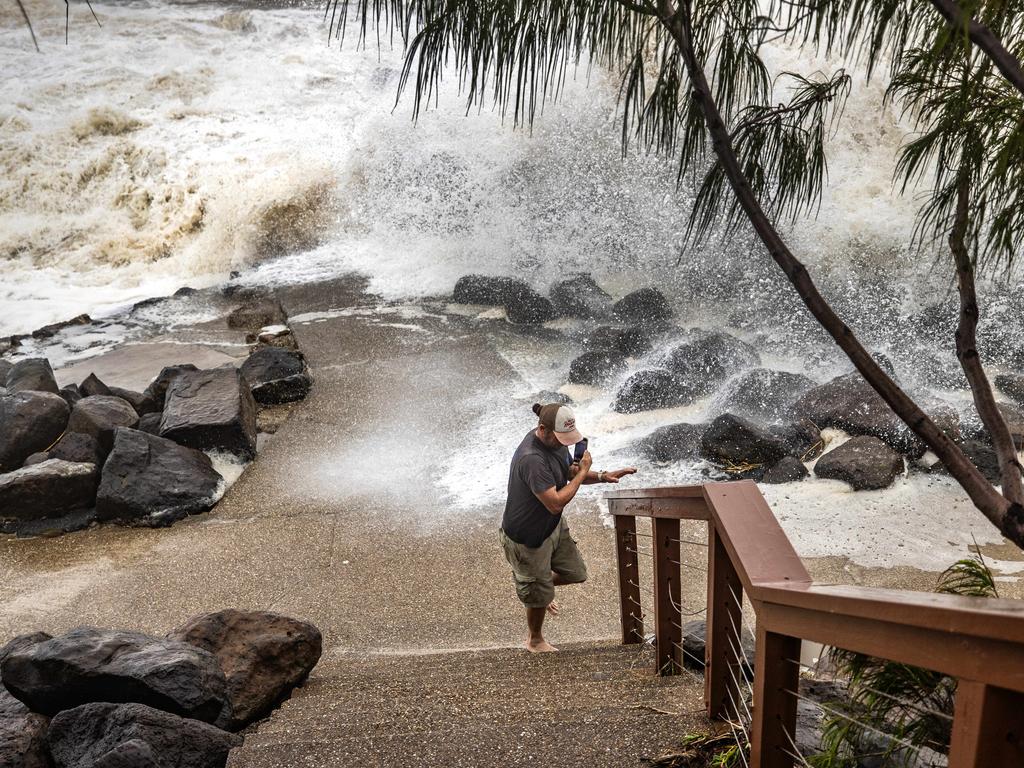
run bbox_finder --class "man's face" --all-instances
[536,425,564,450]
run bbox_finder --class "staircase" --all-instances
[227,642,708,768]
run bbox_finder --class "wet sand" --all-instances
[2,277,1020,658]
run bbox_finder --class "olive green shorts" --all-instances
[499,517,588,608]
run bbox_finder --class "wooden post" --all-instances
[706,525,744,719]
[614,515,644,645]
[751,626,801,768]
[652,516,682,675]
[948,679,1024,767]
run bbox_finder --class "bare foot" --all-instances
[526,638,558,653]
[546,601,560,616]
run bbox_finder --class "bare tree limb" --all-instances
[655,0,1024,547]
[949,174,1024,505]
[15,0,40,52]
[927,0,1024,98]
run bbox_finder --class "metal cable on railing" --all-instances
[666,557,705,571]
[624,545,654,558]
[667,537,709,547]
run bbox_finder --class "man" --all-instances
[500,402,637,653]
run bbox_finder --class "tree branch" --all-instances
[927,0,1024,98]
[656,0,1024,547]
[949,173,1024,505]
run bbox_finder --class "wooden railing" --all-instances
[606,480,1024,767]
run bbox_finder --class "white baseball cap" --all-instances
[535,402,584,446]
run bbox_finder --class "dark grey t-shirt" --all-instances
[501,431,570,548]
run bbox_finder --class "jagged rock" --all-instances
[5,359,59,395]
[160,368,257,459]
[226,294,287,330]
[0,634,52,670]
[532,390,573,406]
[143,364,199,409]
[720,368,816,424]
[700,414,790,466]
[793,372,919,454]
[79,373,111,398]
[679,619,755,673]
[96,429,222,527]
[0,392,70,471]
[0,712,49,768]
[0,361,11,383]
[1,628,231,725]
[31,314,91,340]
[46,434,102,468]
[814,436,904,490]
[175,287,197,297]
[761,455,809,484]
[566,350,628,386]
[108,386,160,417]
[583,325,653,357]
[46,703,240,768]
[612,288,672,324]
[637,423,707,463]
[611,369,695,413]
[137,413,162,435]
[452,275,522,306]
[170,610,322,730]
[504,285,555,325]
[59,384,82,408]
[249,325,298,351]
[770,421,824,461]
[0,460,98,529]
[68,396,139,456]
[239,348,312,405]
[549,274,613,319]
[665,333,761,396]
[22,453,47,466]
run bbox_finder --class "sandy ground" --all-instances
[2,277,1021,659]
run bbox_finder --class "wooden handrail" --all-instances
[606,480,1024,767]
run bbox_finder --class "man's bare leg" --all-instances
[526,606,558,652]
[546,571,576,615]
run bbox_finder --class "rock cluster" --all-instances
[0,291,313,537]
[0,611,322,768]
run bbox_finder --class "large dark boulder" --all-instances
[0,361,11,383]
[79,373,111,398]
[611,369,695,413]
[549,274,613,319]
[1,627,231,725]
[0,391,69,471]
[637,423,707,463]
[46,703,240,768]
[59,385,82,408]
[996,373,1024,406]
[160,368,258,459]
[720,368,816,424]
[932,439,1000,483]
[239,348,312,405]
[583,325,653,357]
[170,610,322,730]
[566,350,628,386]
[793,372,919,454]
[0,460,97,528]
[68,396,139,456]
[5,359,58,395]
[504,284,555,325]
[769,421,823,461]
[137,413,162,435]
[814,436,904,490]
[452,275,522,306]
[760,455,809,484]
[108,386,160,417]
[0,706,49,768]
[679,619,754,674]
[226,294,287,330]
[665,333,761,397]
[700,414,790,466]
[612,288,672,325]
[96,429,223,527]
[143,365,198,409]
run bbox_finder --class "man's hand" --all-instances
[603,467,637,483]
[579,451,593,473]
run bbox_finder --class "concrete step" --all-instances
[227,641,709,768]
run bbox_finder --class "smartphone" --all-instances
[572,438,589,463]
